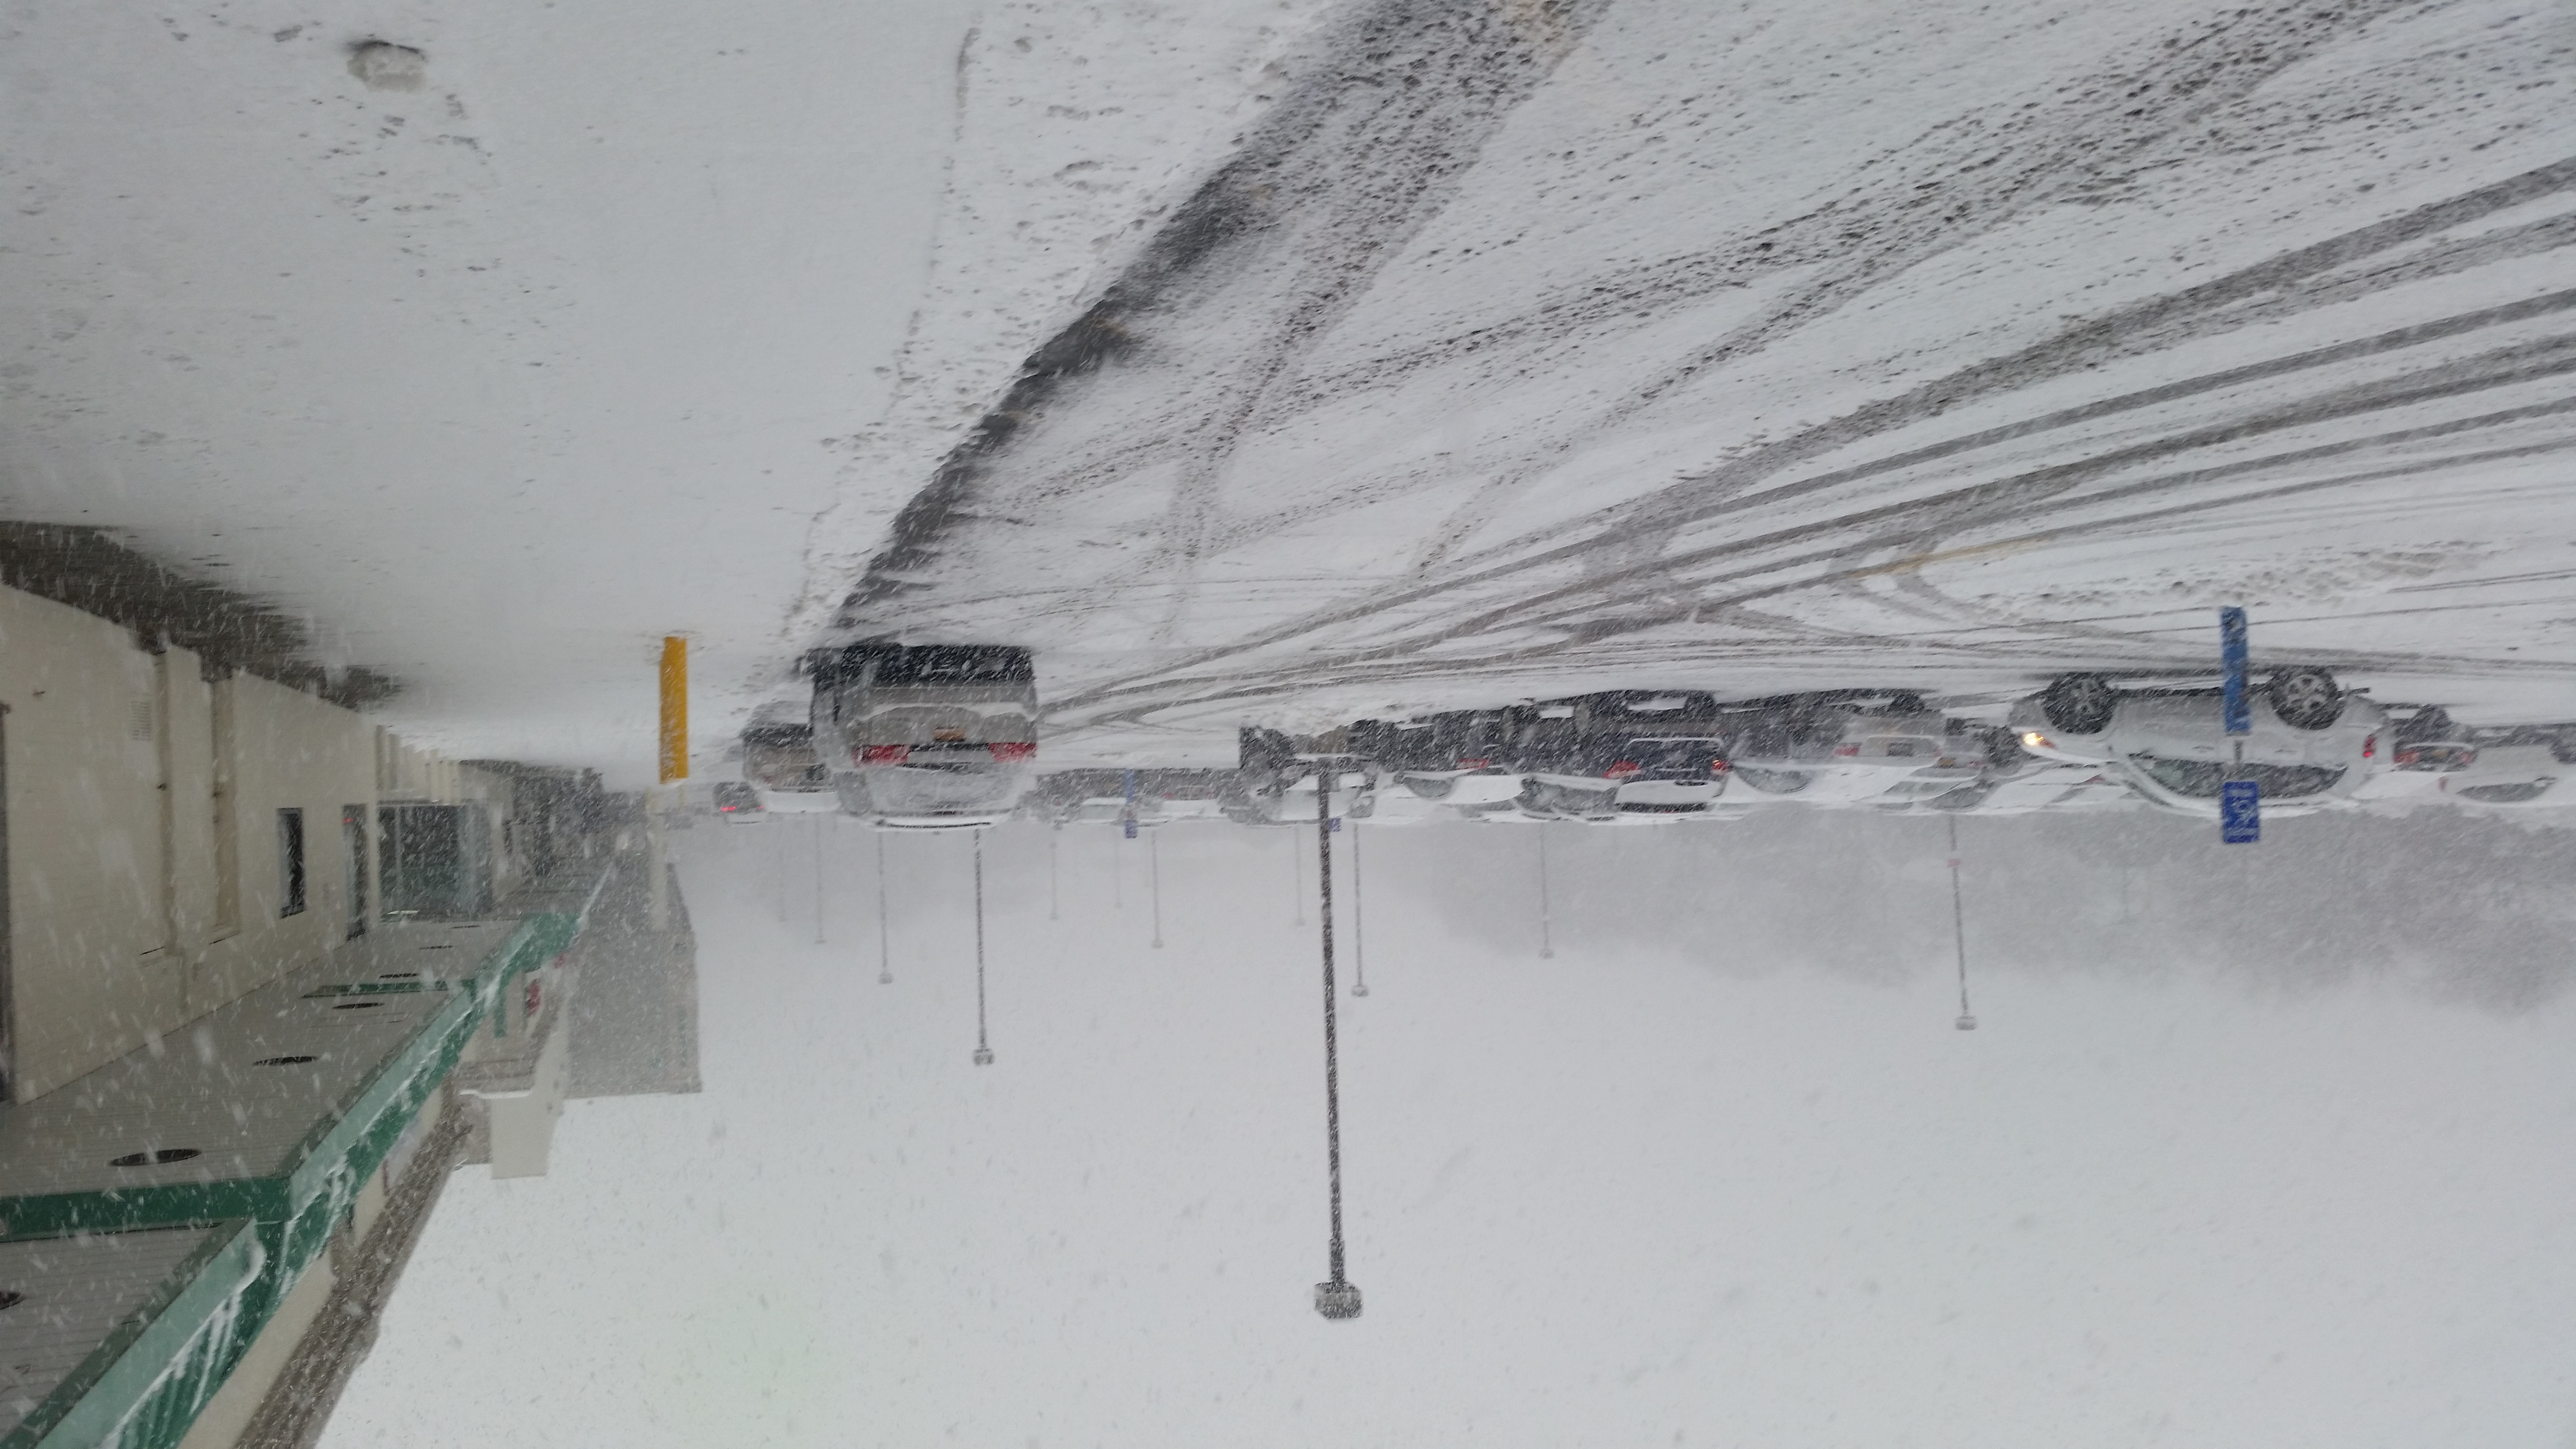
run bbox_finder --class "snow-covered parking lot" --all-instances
[327,812,2576,1448]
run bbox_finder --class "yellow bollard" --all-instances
[658,636,688,784]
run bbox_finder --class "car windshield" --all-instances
[1617,738,1724,775]
[2135,757,2347,799]
[852,764,1030,814]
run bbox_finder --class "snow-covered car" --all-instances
[1224,768,1373,826]
[2007,668,2387,818]
[1527,734,1731,815]
[1721,693,1995,805]
[1388,766,1528,814]
[2432,738,2569,807]
[2352,713,2568,810]
[742,720,834,797]
[1503,692,1731,816]
[711,781,765,821]
[808,643,1038,825]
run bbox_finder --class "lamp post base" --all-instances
[973,1046,995,1065]
[1954,1013,1978,1031]
[1313,1280,1364,1320]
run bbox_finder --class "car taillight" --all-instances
[987,741,1037,762]
[859,745,910,764]
[2362,733,2377,761]
[1459,757,1491,769]
[1712,758,1730,773]
[1832,745,1860,757]
[719,805,735,812]
[1604,761,1641,780]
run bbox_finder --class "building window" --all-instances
[277,808,306,917]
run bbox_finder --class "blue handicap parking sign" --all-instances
[2221,607,2251,735]
[2220,779,2260,843]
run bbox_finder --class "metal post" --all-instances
[1049,826,1060,921]
[973,829,993,1065]
[1292,820,1305,926]
[1150,828,1164,949]
[813,814,825,945]
[1949,815,1975,1031]
[1314,773,1362,1319]
[646,787,670,933]
[875,829,891,985]
[1537,823,1555,959]
[1350,817,1368,997]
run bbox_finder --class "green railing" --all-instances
[0,867,606,1449]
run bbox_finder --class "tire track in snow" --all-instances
[829,0,1614,623]
[1030,154,2576,710]
[1044,266,2576,713]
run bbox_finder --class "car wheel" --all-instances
[2039,674,2116,734]
[1887,692,1928,714]
[1403,773,1456,801]
[2267,667,2344,730]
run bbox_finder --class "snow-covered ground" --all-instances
[0,1,1322,780]
[821,0,2576,762]
[325,814,2576,1447]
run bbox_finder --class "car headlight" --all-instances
[2021,731,2053,750]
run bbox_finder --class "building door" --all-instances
[343,805,369,938]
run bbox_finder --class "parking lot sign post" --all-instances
[2221,608,2251,735]
[2220,606,2259,844]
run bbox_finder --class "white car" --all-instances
[808,643,1038,825]
[2007,668,2388,818]
[1723,695,1996,806]
[2432,740,2567,808]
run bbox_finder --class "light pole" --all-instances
[1313,771,1362,1320]
[973,828,994,1066]
[1349,815,1368,998]
[875,829,892,985]
[1536,822,1555,959]
[813,815,825,945]
[1949,815,1976,1031]
[1049,825,1060,922]
[1150,827,1165,949]
[1291,810,1305,926]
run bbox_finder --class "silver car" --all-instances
[2007,668,2387,818]
[807,643,1039,825]
[1723,694,1996,806]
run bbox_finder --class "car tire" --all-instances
[2267,667,2344,730]
[2040,674,2117,734]
[1887,692,1928,714]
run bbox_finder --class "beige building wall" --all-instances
[0,587,187,1098]
[0,581,451,1101]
